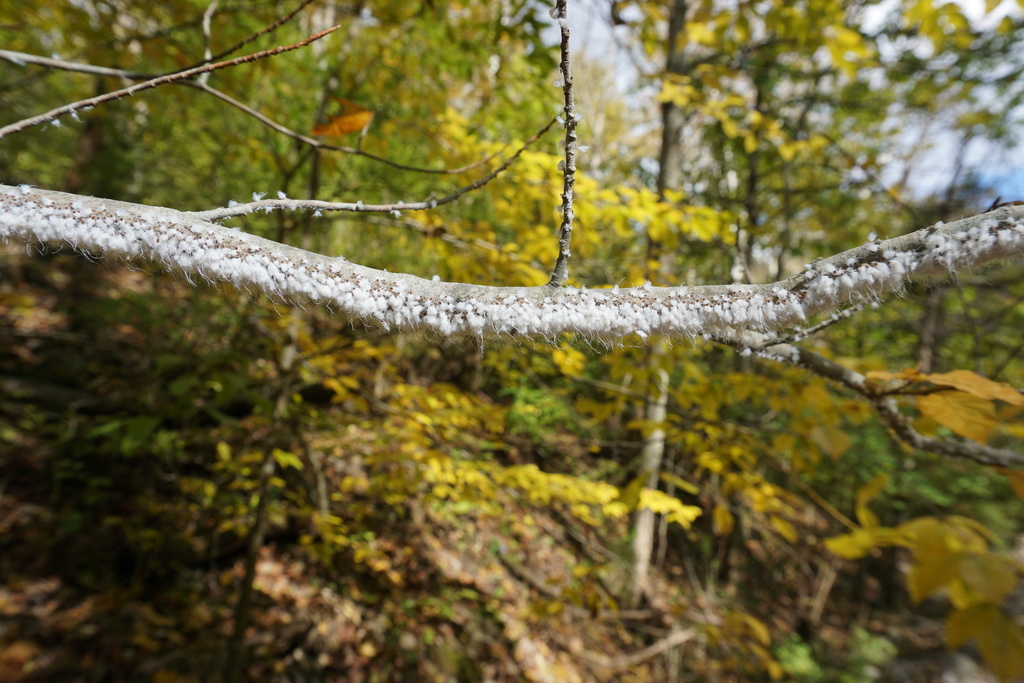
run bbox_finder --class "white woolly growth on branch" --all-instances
[2,184,1023,340]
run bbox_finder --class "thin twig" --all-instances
[548,0,579,288]
[0,26,341,140]
[203,0,317,65]
[757,302,865,348]
[0,49,153,79]
[185,116,559,221]
[585,628,697,672]
[197,0,220,86]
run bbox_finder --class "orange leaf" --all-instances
[917,391,995,444]
[312,99,374,137]
[923,370,1024,405]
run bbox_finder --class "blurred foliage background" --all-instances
[1,0,1024,681]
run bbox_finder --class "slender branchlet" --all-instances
[0,26,340,140]
[185,116,558,221]
[711,332,1024,468]
[548,0,578,288]
[202,0,317,66]
[197,0,220,87]
[758,303,865,348]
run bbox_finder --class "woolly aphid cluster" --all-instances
[2,184,1023,341]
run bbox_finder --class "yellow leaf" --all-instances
[856,505,879,530]
[726,612,771,646]
[832,26,864,49]
[777,141,798,162]
[917,391,995,444]
[855,474,889,528]
[770,516,798,543]
[906,551,963,603]
[923,370,1024,405]
[825,528,876,559]
[713,504,735,536]
[312,99,374,137]
[660,472,700,495]
[551,347,586,375]
[638,489,702,528]
[216,441,231,461]
[272,448,304,471]
[957,554,1021,604]
[947,604,1024,681]
[810,424,851,459]
[616,475,645,509]
[686,22,717,46]
[720,118,740,138]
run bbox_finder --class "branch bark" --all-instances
[2,184,1023,342]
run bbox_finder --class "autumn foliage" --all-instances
[1,0,1024,682]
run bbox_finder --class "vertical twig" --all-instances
[548,0,578,288]
[197,0,220,86]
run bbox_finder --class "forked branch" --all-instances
[0,27,341,139]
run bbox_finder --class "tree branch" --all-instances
[741,341,1024,468]
[184,116,558,221]
[0,27,341,140]
[0,48,512,176]
[2,184,1022,344]
[548,0,579,287]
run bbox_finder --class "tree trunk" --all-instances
[628,0,688,609]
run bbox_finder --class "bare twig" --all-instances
[0,49,152,79]
[757,302,865,348]
[197,0,220,86]
[0,26,341,140]
[202,0,317,65]
[185,116,559,221]
[548,0,579,288]
[585,628,697,672]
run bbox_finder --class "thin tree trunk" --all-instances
[223,321,299,683]
[628,0,687,609]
